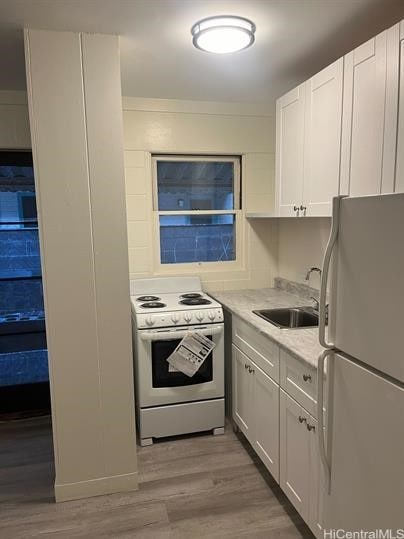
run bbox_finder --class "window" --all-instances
[152,156,241,265]
[0,152,41,277]
[0,151,48,391]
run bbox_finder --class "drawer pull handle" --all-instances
[298,415,307,424]
[303,373,312,382]
[307,423,316,432]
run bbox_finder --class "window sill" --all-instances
[152,259,246,275]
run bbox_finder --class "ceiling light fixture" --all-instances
[191,15,256,54]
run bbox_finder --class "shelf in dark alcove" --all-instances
[0,270,42,281]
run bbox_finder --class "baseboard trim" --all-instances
[55,470,138,502]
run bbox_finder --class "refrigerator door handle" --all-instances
[319,195,345,348]
[317,347,334,494]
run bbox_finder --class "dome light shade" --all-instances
[191,16,256,54]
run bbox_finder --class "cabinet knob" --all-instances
[244,363,249,369]
[302,373,312,382]
[307,423,316,432]
[298,415,307,424]
[249,367,255,374]
[293,205,299,212]
[300,205,306,211]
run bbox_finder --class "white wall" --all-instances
[277,217,331,288]
[122,97,278,292]
[0,90,31,148]
[1,90,329,292]
[25,29,137,502]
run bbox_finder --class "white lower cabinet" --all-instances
[232,344,280,482]
[251,360,280,481]
[232,344,254,439]
[308,413,324,538]
[279,388,310,518]
[231,320,324,536]
[280,389,323,537]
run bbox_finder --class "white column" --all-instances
[24,29,138,502]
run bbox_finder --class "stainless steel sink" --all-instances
[253,307,319,329]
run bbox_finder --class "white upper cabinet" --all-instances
[274,20,403,217]
[340,23,400,196]
[395,21,404,193]
[275,84,305,217]
[275,60,343,217]
[303,58,343,216]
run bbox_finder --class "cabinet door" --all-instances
[252,363,280,482]
[395,27,404,193]
[232,345,253,440]
[308,416,324,539]
[340,24,400,197]
[275,84,305,216]
[280,389,310,520]
[303,59,343,216]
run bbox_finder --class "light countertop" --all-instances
[210,288,325,369]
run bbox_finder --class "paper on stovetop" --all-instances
[167,332,215,377]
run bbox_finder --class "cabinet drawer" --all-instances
[232,316,279,382]
[280,349,317,417]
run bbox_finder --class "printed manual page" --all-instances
[167,332,215,377]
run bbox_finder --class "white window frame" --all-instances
[151,155,244,273]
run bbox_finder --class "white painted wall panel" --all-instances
[25,29,137,501]
[0,91,31,148]
[277,218,331,286]
[81,33,137,479]
[396,37,404,191]
[123,110,274,154]
[25,29,104,485]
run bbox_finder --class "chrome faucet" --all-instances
[310,295,329,322]
[305,267,322,281]
[310,297,320,312]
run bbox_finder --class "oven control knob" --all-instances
[171,313,179,324]
[184,312,192,323]
[196,311,204,322]
[208,311,216,321]
[146,316,155,327]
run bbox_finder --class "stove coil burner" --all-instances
[180,298,212,306]
[137,295,160,302]
[140,302,166,309]
[180,293,203,299]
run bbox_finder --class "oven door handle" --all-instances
[140,326,223,342]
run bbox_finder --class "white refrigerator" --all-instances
[317,193,404,531]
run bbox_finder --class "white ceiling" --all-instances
[0,0,403,104]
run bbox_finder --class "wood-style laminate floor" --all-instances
[0,416,313,538]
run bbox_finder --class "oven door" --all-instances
[135,323,224,407]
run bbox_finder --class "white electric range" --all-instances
[130,277,225,446]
